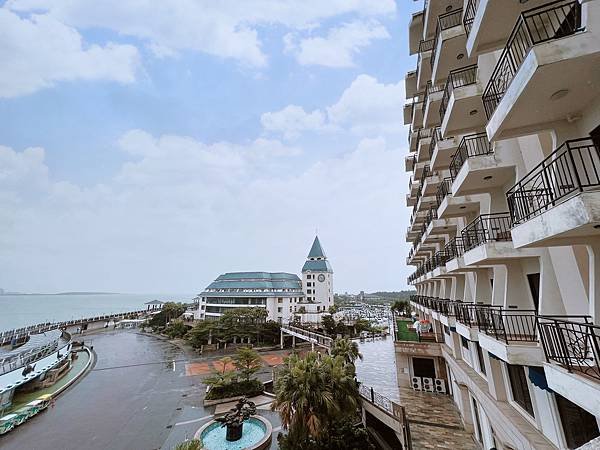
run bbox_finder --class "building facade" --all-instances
[195,236,334,323]
[403,1,600,449]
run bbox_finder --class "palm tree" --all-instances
[174,439,202,450]
[331,338,362,366]
[271,351,360,441]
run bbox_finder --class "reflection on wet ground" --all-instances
[355,335,399,402]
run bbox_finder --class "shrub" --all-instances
[205,379,264,400]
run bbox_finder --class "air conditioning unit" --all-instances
[422,377,434,392]
[411,376,422,391]
[434,378,447,394]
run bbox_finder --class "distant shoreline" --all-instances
[0,292,120,296]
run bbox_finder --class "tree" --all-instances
[353,318,372,334]
[187,320,215,348]
[331,338,363,368]
[164,320,189,339]
[234,347,262,382]
[297,306,307,314]
[391,299,411,317]
[271,351,360,441]
[328,304,339,314]
[321,314,337,336]
[147,302,186,328]
[204,356,235,388]
[278,418,375,450]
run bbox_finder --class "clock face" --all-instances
[318,274,326,282]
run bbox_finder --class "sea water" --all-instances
[0,293,192,331]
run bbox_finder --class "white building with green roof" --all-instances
[195,236,333,323]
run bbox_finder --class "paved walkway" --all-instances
[398,387,479,450]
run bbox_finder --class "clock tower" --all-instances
[301,236,334,315]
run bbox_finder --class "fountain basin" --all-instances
[195,415,272,450]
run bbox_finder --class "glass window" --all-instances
[507,364,534,417]
[460,335,469,349]
[476,343,487,376]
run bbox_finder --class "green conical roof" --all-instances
[308,236,326,258]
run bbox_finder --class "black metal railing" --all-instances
[449,132,493,180]
[537,316,600,381]
[444,236,465,260]
[415,127,435,150]
[406,153,417,170]
[423,81,444,111]
[507,138,600,225]
[462,212,513,251]
[455,303,502,328]
[482,0,582,118]
[419,38,435,54]
[436,177,452,209]
[479,309,538,342]
[440,65,478,121]
[429,127,442,158]
[431,9,464,70]
[463,0,480,36]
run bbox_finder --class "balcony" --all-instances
[436,178,483,219]
[508,138,600,248]
[462,212,513,252]
[430,130,460,171]
[439,65,485,137]
[454,303,499,339]
[409,10,425,55]
[430,9,478,85]
[423,82,445,128]
[477,308,544,365]
[538,316,600,416]
[405,70,417,99]
[416,38,435,92]
[405,153,416,172]
[414,127,435,160]
[483,0,596,140]
[449,132,492,181]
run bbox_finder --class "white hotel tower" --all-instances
[402,1,600,449]
[195,236,333,324]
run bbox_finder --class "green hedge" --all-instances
[206,379,264,400]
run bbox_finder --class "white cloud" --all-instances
[261,105,328,139]
[0,131,409,293]
[0,9,140,98]
[5,0,395,67]
[262,75,406,139]
[287,20,390,68]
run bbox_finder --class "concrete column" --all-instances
[464,273,475,302]
[280,330,284,350]
[438,279,448,299]
[539,249,566,315]
[503,261,534,309]
[492,266,507,307]
[451,275,465,301]
[485,356,508,402]
[292,335,296,348]
[311,342,315,351]
[587,239,600,323]
[473,269,492,304]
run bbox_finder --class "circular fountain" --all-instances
[195,398,272,450]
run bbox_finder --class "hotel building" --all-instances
[403,1,600,449]
[195,236,334,323]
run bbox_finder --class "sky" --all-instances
[0,0,422,295]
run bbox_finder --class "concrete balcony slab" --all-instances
[417,51,433,92]
[511,192,600,249]
[452,154,515,196]
[409,11,424,56]
[439,314,456,327]
[403,103,413,125]
[405,153,416,172]
[423,90,444,128]
[478,332,544,366]
[437,193,481,219]
[463,242,539,266]
[456,321,479,341]
[487,27,600,141]
[430,135,461,171]
[544,362,600,418]
[440,83,486,138]
[411,102,425,130]
[416,136,432,162]
[431,27,475,85]
[406,70,418,98]
[395,340,442,357]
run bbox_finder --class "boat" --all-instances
[12,406,34,425]
[0,414,17,435]
[26,394,52,413]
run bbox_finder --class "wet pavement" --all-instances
[0,330,281,450]
[355,335,400,402]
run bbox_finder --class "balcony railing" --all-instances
[430,9,464,70]
[482,0,582,119]
[537,316,600,381]
[423,81,444,112]
[479,309,538,342]
[462,212,513,252]
[455,303,502,328]
[415,127,435,150]
[444,236,465,260]
[507,138,600,225]
[440,65,478,121]
[463,0,480,36]
[449,132,493,180]
[429,127,442,158]
[418,38,435,53]
[436,177,452,208]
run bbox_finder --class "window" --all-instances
[278,298,283,303]
[443,325,450,336]
[527,273,540,311]
[460,335,469,350]
[556,392,600,448]
[412,357,436,378]
[277,307,282,312]
[476,343,487,376]
[507,364,534,417]
[472,397,483,444]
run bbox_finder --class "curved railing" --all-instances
[507,138,600,225]
[482,0,582,118]
[0,330,71,376]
